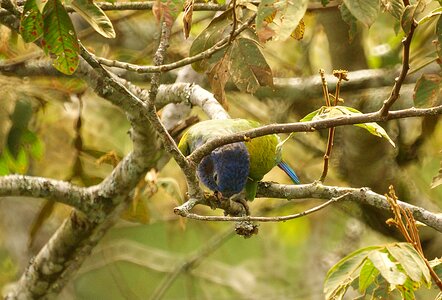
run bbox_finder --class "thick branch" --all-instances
[0,7,165,299]
[0,175,92,214]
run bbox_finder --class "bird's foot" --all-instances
[230,192,250,216]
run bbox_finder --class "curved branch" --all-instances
[175,196,342,222]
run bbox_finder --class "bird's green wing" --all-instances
[244,134,281,181]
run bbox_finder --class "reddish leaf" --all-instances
[208,53,230,108]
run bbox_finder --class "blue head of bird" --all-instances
[197,142,250,198]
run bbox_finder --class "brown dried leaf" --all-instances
[257,24,276,43]
[208,53,230,109]
[152,0,182,28]
[182,0,194,39]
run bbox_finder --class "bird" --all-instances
[178,118,300,200]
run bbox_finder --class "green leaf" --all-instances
[401,2,425,34]
[418,7,442,24]
[358,259,379,293]
[70,0,116,38]
[300,108,322,122]
[339,3,358,42]
[189,10,232,72]
[20,0,44,42]
[413,73,442,108]
[256,0,308,41]
[42,0,80,75]
[321,0,330,7]
[310,106,396,147]
[368,250,407,286]
[386,244,423,283]
[229,37,273,93]
[369,275,391,299]
[382,0,405,20]
[324,246,382,300]
[396,243,431,284]
[397,278,418,300]
[342,0,380,27]
[276,0,308,41]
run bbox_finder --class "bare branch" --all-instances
[379,21,417,114]
[0,175,92,213]
[92,14,256,73]
[175,195,345,222]
[256,182,442,233]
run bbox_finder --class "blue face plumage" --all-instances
[197,142,250,197]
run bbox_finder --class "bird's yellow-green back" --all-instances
[178,119,281,180]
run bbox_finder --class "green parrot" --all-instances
[178,119,300,200]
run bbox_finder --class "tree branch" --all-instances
[91,14,256,74]
[187,105,442,165]
[379,21,417,114]
[0,175,93,214]
[256,182,442,233]
[174,195,344,222]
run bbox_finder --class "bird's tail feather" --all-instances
[278,161,300,184]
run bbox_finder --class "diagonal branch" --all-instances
[379,22,417,114]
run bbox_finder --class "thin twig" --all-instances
[319,70,332,182]
[229,0,237,43]
[319,70,348,182]
[319,69,331,107]
[379,21,417,115]
[93,14,256,73]
[176,194,346,222]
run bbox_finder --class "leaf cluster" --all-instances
[324,242,439,300]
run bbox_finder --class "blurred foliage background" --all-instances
[1,0,442,299]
